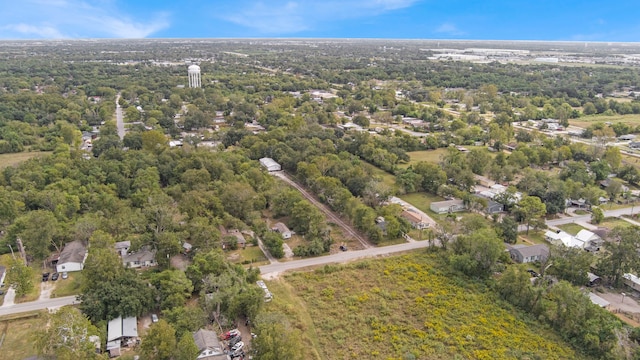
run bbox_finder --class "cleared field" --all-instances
[227,245,269,266]
[399,192,445,214]
[0,151,51,169]
[599,217,634,230]
[269,253,579,359]
[361,162,397,189]
[569,114,640,128]
[0,315,45,359]
[51,272,83,298]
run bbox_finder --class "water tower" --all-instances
[188,64,201,88]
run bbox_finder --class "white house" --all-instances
[193,329,229,360]
[624,273,640,292]
[272,222,293,239]
[544,230,586,249]
[575,229,601,245]
[56,240,88,273]
[259,157,281,172]
[122,247,157,268]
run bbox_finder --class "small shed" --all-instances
[587,272,602,287]
[623,273,640,292]
[259,157,281,172]
[588,292,610,308]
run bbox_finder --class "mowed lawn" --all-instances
[0,151,52,169]
[269,253,579,360]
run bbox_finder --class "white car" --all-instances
[231,341,244,353]
[151,314,159,323]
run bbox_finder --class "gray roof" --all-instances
[122,247,156,263]
[431,199,464,208]
[510,244,549,258]
[114,241,131,250]
[58,240,87,265]
[193,329,222,352]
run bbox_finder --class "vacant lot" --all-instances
[0,151,51,169]
[270,253,578,360]
[0,315,44,359]
[599,217,634,230]
[570,114,640,129]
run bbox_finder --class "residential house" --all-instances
[544,230,586,249]
[114,241,131,257]
[272,222,293,239]
[509,244,549,264]
[106,316,138,357]
[599,178,629,192]
[226,229,246,248]
[193,329,229,360]
[484,200,504,214]
[430,199,465,214]
[122,246,157,268]
[400,210,429,229]
[474,174,495,187]
[575,230,602,248]
[56,240,88,273]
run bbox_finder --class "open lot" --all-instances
[0,314,45,359]
[227,246,269,266]
[557,223,588,235]
[266,253,578,359]
[569,114,640,129]
[0,151,52,169]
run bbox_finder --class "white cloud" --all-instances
[435,22,465,36]
[221,0,421,34]
[0,0,169,39]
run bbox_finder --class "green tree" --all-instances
[591,207,604,225]
[6,258,34,298]
[175,333,200,360]
[34,307,102,360]
[497,216,518,244]
[9,210,63,260]
[450,228,504,278]
[141,320,177,360]
[152,270,194,311]
[516,196,546,234]
[596,226,640,286]
[252,312,304,360]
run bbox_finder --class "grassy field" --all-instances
[569,114,640,128]
[557,223,588,235]
[399,193,445,214]
[0,314,45,359]
[599,217,634,230]
[268,253,579,360]
[51,272,83,298]
[226,245,269,266]
[517,230,547,245]
[361,161,397,189]
[0,151,51,169]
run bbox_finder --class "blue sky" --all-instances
[1,0,639,41]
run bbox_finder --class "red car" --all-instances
[223,329,241,340]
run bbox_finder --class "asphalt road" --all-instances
[259,239,435,278]
[115,94,125,140]
[0,295,78,317]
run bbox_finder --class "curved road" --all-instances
[272,171,371,249]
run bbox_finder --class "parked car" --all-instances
[229,336,243,347]
[51,273,59,281]
[224,329,241,340]
[231,341,244,353]
[527,269,539,277]
[339,245,347,251]
[151,314,159,323]
[61,272,68,279]
[42,272,50,282]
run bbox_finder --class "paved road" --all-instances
[259,239,434,278]
[115,93,125,140]
[272,172,371,249]
[0,295,78,317]
[517,205,640,232]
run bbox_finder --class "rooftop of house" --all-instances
[121,246,156,263]
[193,329,223,353]
[58,240,87,264]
